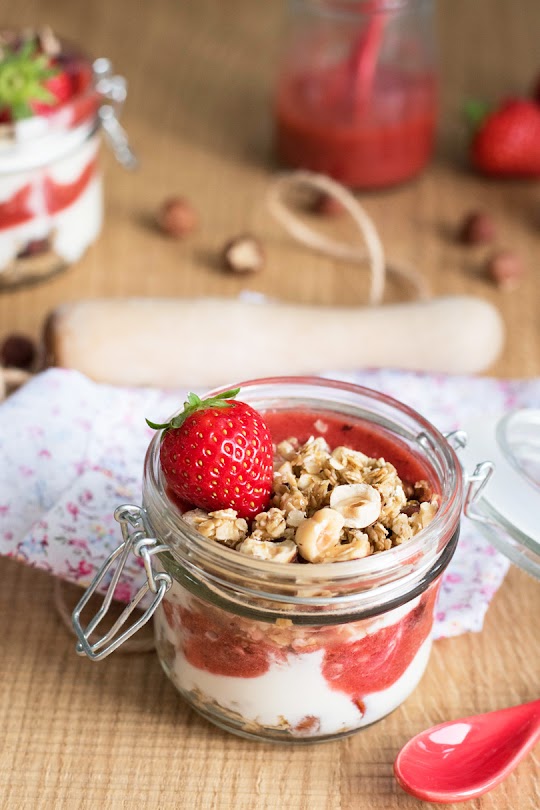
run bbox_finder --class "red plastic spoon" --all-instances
[394,699,540,804]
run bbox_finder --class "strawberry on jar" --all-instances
[147,388,274,520]
[0,37,75,122]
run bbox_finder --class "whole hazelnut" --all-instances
[486,249,525,290]
[459,211,496,245]
[157,197,198,238]
[222,234,265,274]
[310,192,345,217]
[1,333,37,370]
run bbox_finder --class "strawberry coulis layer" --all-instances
[0,54,98,231]
[0,157,98,229]
[164,408,439,707]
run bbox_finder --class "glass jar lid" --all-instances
[460,409,540,580]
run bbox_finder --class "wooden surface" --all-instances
[1,0,539,808]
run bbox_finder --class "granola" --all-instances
[182,435,439,563]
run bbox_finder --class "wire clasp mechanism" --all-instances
[93,57,138,170]
[72,505,171,661]
[444,430,496,525]
[464,461,496,525]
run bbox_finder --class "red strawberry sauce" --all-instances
[164,408,439,705]
[0,157,98,230]
[0,53,98,232]
[263,408,433,485]
[275,66,437,189]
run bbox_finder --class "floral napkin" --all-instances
[1,367,538,639]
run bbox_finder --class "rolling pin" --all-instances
[45,295,504,387]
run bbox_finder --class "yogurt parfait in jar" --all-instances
[74,377,464,743]
[0,27,133,287]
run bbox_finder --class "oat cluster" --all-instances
[181,435,439,564]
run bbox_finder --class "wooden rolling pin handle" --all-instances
[45,295,504,388]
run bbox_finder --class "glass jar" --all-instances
[74,377,466,743]
[274,0,438,189]
[0,44,135,289]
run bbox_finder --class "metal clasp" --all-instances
[93,57,138,170]
[72,504,171,661]
[444,430,468,452]
[444,430,496,527]
[464,461,496,525]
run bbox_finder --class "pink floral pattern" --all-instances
[1,368,538,639]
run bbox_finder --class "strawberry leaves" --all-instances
[0,40,59,120]
[146,388,241,432]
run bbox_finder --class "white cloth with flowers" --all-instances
[1,368,538,638]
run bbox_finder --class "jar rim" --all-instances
[290,0,428,19]
[143,376,463,616]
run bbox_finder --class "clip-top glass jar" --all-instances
[0,33,135,289]
[73,377,481,744]
[274,0,438,189]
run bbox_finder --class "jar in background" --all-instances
[74,377,464,744]
[0,33,135,289]
[274,0,438,189]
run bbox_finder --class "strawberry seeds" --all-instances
[147,388,274,520]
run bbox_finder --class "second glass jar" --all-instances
[274,0,438,189]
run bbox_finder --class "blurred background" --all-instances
[0,0,539,377]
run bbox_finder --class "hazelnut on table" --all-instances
[459,211,496,245]
[486,249,525,290]
[1,333,37,370]
[157,197,198,238]
[221,234,265,273]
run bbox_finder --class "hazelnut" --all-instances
[1,333,37,370]
[222,234,265,274]
[413,480,433,503]
[38,25,61,56]
[310,191,345,217]
[402,481,415,500]
[459,211,496,245]
[401,501,421,517]
[157,197,198,238]
[486,249,525,290]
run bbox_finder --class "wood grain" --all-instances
[0,1,539,808]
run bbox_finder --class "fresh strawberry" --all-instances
[0,40,72,121]
[470,99,540,178]
[147,388,274,520]
[31,67,73,114]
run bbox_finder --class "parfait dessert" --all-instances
[146,383,454,742]
[0,27,102,286]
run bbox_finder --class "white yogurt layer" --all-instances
[0,133,102,271]
[155,593,432,738]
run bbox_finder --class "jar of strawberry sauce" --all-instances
[73,377,483,743]
[274,0,438,189]
[0,33,135,289]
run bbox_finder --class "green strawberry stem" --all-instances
[0,40,58,120]
[464,99,491,133]
[146,388,241,432]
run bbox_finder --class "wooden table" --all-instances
[1,1,539,808]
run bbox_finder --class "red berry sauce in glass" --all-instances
[165,408,439,704]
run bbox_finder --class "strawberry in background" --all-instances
[470,99,540,178]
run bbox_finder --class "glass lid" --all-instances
[459,409,540,581]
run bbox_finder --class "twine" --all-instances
[266,171,430,305]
